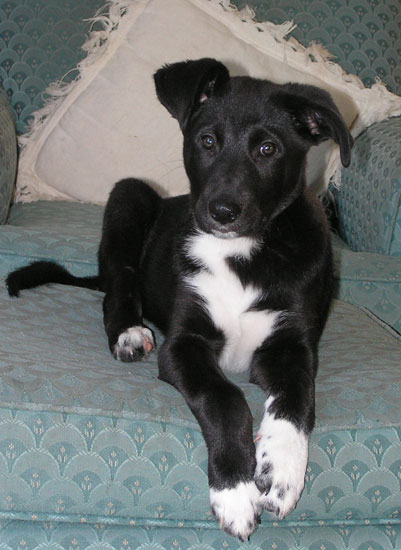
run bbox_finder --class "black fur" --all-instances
[6,59,352,540]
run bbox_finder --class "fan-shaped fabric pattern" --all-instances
[233,0,401,95]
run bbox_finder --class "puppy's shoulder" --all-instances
[303,188,330,234]
[269,188,331,268]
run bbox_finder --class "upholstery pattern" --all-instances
[0,85,17,223]
[0,521,399,550]
[0,285,400,428]
[334,117,401,256]
[0,0,104,133]
[233,0,401,95]
[0,284,400,549]
[0,201,103,278]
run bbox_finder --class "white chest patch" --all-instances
[184,233,281,373]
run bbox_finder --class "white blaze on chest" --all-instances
[185,233,280,372]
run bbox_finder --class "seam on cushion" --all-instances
[387,182,401,255]
[0,510,399,529]
[330,300,401,343]
[0,402,201,431]
[334,273,401,283]
[0,250,97,267]
[0,400,399,434]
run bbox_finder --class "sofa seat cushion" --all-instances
[0,278,400,530]
[0,202,102,278]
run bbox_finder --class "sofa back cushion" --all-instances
[0,0,105,134]
[232,0,401,96]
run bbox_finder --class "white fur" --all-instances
[185,232,281,372]
[114,326,154,359]
[255,396,309,518]
[210,481,262,540]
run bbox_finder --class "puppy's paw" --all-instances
[210,481,262,541]
[113,326,155,362]
[254,407,308,519]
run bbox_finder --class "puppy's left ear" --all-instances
[275,84,354,167]
[154,58,230,129]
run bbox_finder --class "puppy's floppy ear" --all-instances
[154,58,230,129]
[274,83,354,167]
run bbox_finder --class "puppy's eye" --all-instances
[201,134,216,150]
[259,142,276,157]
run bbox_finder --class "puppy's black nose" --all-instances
[208,199,241,225]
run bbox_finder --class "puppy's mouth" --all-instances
[210,228,240,239]
[194,212,260,240]
[193,213,242,239]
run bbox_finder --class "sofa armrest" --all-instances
[0,88,17,225]
[333,116,401,256]
[331,232,401,333]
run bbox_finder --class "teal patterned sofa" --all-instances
[0,1,401,549]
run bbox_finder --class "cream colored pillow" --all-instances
[16,0,401,204]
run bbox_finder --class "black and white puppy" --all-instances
[7,58,352,541]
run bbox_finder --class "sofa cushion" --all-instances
[15,0,401,205]
[0,281,400,531]
[0,202,101,278]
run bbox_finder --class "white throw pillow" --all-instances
[16,0,401,204]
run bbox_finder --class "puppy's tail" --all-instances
[6,260,100,297]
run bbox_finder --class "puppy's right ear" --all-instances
[154,58,229,129]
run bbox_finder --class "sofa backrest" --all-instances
[232,0,400,96]
[0,0,104,134]
[334,116,401,256]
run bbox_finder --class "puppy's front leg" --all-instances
[250,335,317,519]
[159,333,262,541]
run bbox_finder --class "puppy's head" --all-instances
[154,59,353,238]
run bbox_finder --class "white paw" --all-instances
[113,326,155,362]
[210,481,263,541]
[254,399,308,519]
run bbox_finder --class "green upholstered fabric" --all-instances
[0,85,17,223]
[0,521,398,550]
[334,117,401,256]
[0,281,400,548]
[332,233,401,333]
[0,0,105,134]
[232,0,401,95]
[0,201,102,277]
[0,523,400,550]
